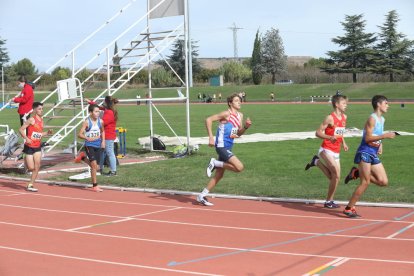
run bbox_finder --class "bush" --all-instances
[220,61,251,84]
[151,68,177,87]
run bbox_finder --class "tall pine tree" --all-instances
[372,10,414,82]
[0,36,10,67]
[325,14,376,83]
[158,39,201,81]
[251,30,263,85]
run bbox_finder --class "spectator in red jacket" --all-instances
[13,76,34,126]
[84,96,118,176]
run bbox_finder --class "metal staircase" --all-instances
[34,1,186,152]
[1,0,191,154]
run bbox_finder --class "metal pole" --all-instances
[184,0,191,150]
[106,48,111,95]
[147,0,154,151]
[187,0,193,87]
[1,65,4,105]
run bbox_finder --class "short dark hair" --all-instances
[227,93,242,107]
[88,104,99,113]
[371,95,388,110]
[18,75,28,83]
[331,94,347,108]
[32,102,43,109]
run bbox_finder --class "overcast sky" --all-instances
[1,0,413,71]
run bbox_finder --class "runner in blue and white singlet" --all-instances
[77,104,105,192]
[85,117,102,148]
[356,113,384,156]
[343,95,396,218]
[215,109,242,149]
[197,93,252,206]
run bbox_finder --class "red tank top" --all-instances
[321,112,346,153]
[26,115,44,148]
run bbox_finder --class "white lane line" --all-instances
[386,223,414,239]
[1,221,414,265]
[0,245,221,276]
[0,203,413,242]
[0,188,410,225]
[67,207,182,231]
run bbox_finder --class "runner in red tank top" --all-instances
[19,102,53,192]
[305,94,349,208]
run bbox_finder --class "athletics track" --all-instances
[0,178,413,275]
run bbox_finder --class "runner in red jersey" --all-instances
[19,102,52,192]
[305,94,349,208]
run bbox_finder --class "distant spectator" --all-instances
[213,94,216,103]
[270,92,275,102]
[238,92,243,102]
[13,76,34,126]
[218,93,222,102]
[242,91,246,102]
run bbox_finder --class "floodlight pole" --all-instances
[1,65,4,105]
[187,0,193,87]
[184,0,191,148]
[147,0,154,151]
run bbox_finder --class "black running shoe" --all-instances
[305,155,319,170]
[344,166,359,184]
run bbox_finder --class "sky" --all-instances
[1,0,413,71]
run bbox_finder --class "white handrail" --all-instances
[32,0,139,84]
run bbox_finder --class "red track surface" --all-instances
[0,179,413,275]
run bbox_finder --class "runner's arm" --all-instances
[315,115,336,142]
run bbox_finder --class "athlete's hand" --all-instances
[343,143,349,152]
[329,136,337,143]
[245,117,252,129]
[208,136,215,147]
[47,129,53,135]
[101,141,105,149]
[25,138,33,145]
[384,132,396,139]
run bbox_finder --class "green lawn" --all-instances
[1,83,413,203]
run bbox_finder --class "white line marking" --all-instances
[1,221,414,265]
[0,187,410,225]
[0,245,221,276]
[333,257,350,267]
[386,223,414,239]
[66,207,182,231]
[0,203,413,242]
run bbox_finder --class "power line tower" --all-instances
[228,22,243,61]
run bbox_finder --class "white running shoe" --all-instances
[197,194,214,206]
[206,158,216,177]
[26,184,38,192]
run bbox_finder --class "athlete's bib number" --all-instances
[31,132,42,140]
[86,131,100,138]
[334,127,345,137]
[230,127,239,138]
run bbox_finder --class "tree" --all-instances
[251,30,264,85]
[51,66,71,80]
[324,14,376,83]
[262,28,287,84]
[112,42,122,87]
[12,58,37,80]
[0,36,10,67]
[158,39,201,82]
[372,10,414,82]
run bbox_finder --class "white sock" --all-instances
[200,188,209,197]
[314,159,319,165]
[213,160,224,168]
